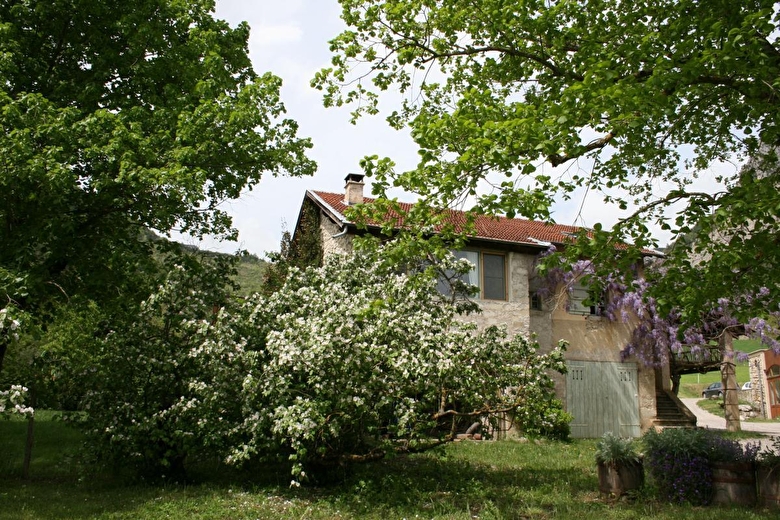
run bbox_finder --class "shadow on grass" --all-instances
[1,422,597,520]
[301,441,599,519]
[4,418,777,520]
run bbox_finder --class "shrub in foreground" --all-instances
[643,428,758,505]
[77,249,570,482]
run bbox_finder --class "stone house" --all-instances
[291,174,694,438]
[747,349,780,419]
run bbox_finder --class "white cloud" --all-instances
[251,23,303,47]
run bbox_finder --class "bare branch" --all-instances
[548,133,614,167]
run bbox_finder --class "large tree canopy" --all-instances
[316,0,780,329]
[0,0,315,314]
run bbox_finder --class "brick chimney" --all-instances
[344,173,365,205]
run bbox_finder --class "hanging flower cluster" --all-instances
[535,248,780,369]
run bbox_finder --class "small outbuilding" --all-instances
[747,349,780,419]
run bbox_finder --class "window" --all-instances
[482,253,506,300]
[770,379,780,407]
[529,277,544,311]
[568,281,604,316]
[439,250,506,301]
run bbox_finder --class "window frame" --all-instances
[480,251,507,301]
[440,249,508,301]
[568,280,605,316]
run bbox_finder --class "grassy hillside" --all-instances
[233,254,268,296]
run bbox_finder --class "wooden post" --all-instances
[22,387,35,479]
[720,330,741,432]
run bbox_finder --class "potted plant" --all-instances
[643,427,759,506]
[595,432,644,497]
[757,436,780,508]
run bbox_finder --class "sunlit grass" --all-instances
[1,413,778,519]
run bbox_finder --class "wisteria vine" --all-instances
[535,247,780,371]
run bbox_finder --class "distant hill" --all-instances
[233,253,268,296]
[145,229,269,297]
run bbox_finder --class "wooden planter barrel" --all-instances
[710,461,756,506]
[757,464,780,508]
[597,460,644,497]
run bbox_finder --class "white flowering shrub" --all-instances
[183,250,568,482]
[0,384,34,419]
[1,302,34,420]
[0,306,22,342]
[74,258,236,478]
[79,249,568,482]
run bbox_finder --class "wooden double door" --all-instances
[566,361,641,438]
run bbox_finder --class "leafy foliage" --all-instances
[262,200,323,294]
[643,428,758,505]
[76,247,569,482]
[70,254,237,478]
[317,0,780,342]
[0,0,314,355]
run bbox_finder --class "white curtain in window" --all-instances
[455,250,479,287]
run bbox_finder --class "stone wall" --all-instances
[748,349,780,419]
[468,251,534,337]
[548,292,656,431]
[320,216,353,257]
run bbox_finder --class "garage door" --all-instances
[566,361,641,438]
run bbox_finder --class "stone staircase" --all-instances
[654,390,697,429]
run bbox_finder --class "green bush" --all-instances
[595,432,641,466]
[643,428,758,505]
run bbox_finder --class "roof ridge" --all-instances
[309,189,602,250]
[310,189,585,232]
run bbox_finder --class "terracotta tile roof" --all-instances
[310,190,596,249]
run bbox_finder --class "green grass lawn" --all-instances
[2,412,779,519]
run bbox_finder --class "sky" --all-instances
[184,0,736,258]
[179,0,419,257]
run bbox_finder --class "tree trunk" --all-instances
[671,373,681,395]
[720,331,741,432]
[0,340,7,373]
[22,387,35,479]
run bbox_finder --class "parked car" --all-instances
[742,381,752,391]
[702,382,724,399]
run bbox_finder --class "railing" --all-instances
[671,345,723,374]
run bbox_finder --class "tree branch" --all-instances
[548,133,615,167]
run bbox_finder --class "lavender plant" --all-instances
[643,428,758,505]
[757,436,780,467]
